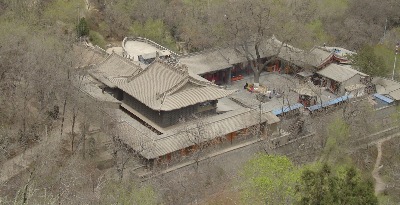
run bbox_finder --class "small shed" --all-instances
[316,64,368,95]
[345,84,366,97]
[293,87,318,107]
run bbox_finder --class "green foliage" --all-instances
[0,18,29,40]
[373,44,400,79]
[77,17,89,37]
[297,164,378,205]
[318,0,349,17]
[390,105,400,126]
[43,0,85,25]
[129,19,177,51]
[349,45,389,77]
[321,116,349,163]
[100,180,157,205]
[241,154,300,205]
[89,30,106,49]
[307,20,332,45]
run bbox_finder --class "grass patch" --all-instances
[89,30,107,49]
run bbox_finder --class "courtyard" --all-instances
[221,72,338,114]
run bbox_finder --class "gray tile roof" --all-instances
[179,49,233,74]
[147,108,279,158]
[372,77,400,100]
[317,64,367,83]
[306,46,352,68]
[89,53,143,87]
[388,89,400,100]
[111,59,237,111]
[179,36,305,74]
[107,107,279,159]
[372,77,400,94]
[306,47,333,67]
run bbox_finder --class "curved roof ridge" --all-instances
[94,52,142,72]
[178,46,224,59]
[188,75,220,88]
[155,58,189,76]
[161,74,190,96]
[111,52,143,71]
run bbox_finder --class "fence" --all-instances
[122,37,180,58]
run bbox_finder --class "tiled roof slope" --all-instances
[372,77,400,100]
[179,36,306,74]
[108,107,279,159]
[89,53,143,87]
[317,64,368,83]
[306,46,351,68]
[112,59,237,111]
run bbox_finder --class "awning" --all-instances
[307,95,353,112]
[373,93,394,104]
[272,103,303,116]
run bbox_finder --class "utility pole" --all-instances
[256,93,263,140]
[382,18,388,43]
[77,7,81,41]
[392,42,399,80]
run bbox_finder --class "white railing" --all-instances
[122,37,180,58]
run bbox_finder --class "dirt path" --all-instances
[372,141,385,195]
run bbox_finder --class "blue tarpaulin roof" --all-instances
[307,104,322,112]
[307,95,353,112]
[373,93,394,104]
[272,103,303,116]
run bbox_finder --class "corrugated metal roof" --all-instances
[373,93,394,104]
[372,77,400,95]
[388,89,400,101]
[307,95,353,111]
[317,64,367,83]
[112,59,236,111]
[272,103,303,116]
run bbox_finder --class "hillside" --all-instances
[0,0,400,204]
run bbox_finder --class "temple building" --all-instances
[83,51,280,168]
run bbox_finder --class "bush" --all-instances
[77,17,89,37]
[89,30,106,48]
